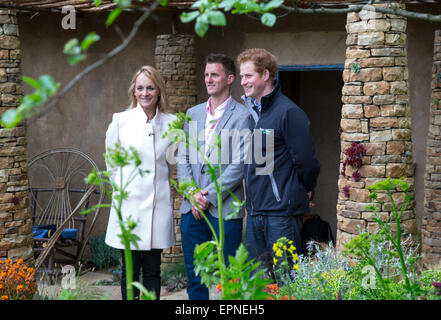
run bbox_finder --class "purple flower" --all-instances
[343,186,350,198]
[344,142,366,169]
[352,170,361,182]
[433,282,441,296]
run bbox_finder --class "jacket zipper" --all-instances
[245,98,260,215]
[269,173,281,202]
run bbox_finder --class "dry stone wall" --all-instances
[0,10,33,265]
[422,30,441,267]
[337,4,417,250]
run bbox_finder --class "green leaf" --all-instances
[180,11,200,23]
[81,32,100,51]
[207,10,226,26]
[160,0,168,6]
[94,0,103,6]
[195,17,209,37]
[22,76,42,90]
[106,7,122,27]
[1,108,22,128]
[38,75,60,94]
[261,12,276,27]
[63,38,80,55]
[132,282,156,300]
[68,54,86,65]
[218,0,236,11]
[262,0,284,12]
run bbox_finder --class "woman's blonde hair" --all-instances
[128,65,169,112]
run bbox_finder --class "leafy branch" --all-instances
[180,0,441,38]
[1,0,162,128]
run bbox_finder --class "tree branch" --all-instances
[281,2,441,23]
[26,0,161,124]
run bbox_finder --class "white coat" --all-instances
[104,104,176,250]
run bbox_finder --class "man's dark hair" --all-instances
[206,53,236,77]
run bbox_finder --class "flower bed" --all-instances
[0,258,36,300]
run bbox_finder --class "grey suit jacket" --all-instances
[177,98,251,219]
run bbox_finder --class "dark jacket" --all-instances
[243,80,320,217]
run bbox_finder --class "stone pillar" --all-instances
[422,30,441,267]
[337,4,416,250]
[155,34,197,113]
[0,10,34,265]
[155,34,197,267]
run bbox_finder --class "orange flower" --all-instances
[264,283,280,295]
[0,295,8,300]
[280,295,295,300]
[0,258,35,300]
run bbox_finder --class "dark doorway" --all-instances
[278,67,344,238]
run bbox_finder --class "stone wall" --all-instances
[155,34,197,266]
[0,10,33,265]
[337,4,417,249]
[422,30,441,267]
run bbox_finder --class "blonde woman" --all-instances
[104,66,176,300]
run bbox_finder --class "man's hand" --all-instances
[308,191,315,208]
[191,190,210,220]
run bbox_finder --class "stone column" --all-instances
[337,4,416,250]
[155,34,197,113]
[155,34,197,267]
[422,30,441,267]
[0,10,34,265]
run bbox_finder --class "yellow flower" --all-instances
[293,264,299,271]
[292,253,299,262]
[273,257,278,265]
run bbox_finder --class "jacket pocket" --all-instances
[269,173,281,202]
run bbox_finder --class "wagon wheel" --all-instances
[28,147,104,266]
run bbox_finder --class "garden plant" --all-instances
[82,143,156,300]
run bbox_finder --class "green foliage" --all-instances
[345,177,420,299]
[222,244,270,300]
[180,0,284,37]
[88,234,121,269]
[161,262,187,291]
[106,8,123,27]
[0,75,60,128]
[132,282,157,300]
[63,32,101,65]
[282,242,357,300]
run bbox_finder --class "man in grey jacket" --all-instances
[177,53,251,300]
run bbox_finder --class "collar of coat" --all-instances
[241,78,281,119]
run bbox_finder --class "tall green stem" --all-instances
[118,167,134,300]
